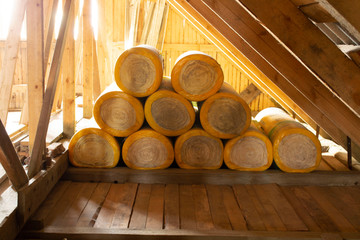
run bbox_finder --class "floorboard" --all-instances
[22,181,360,239]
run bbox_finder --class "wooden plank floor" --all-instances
[21,181,360,239]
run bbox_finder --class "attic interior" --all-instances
[1,0,360,239]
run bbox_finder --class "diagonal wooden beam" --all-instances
[28,0,72,179]
[237,0,360,116]
[0,119,28,191]
[0,0,28,125]
[185,0,360,160]
[318,0,360,43]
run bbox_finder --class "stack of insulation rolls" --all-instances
[69,45,321,173]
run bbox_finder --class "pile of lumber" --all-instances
[69,45,321,172]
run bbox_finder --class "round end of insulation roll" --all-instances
[171,51,223,101]
[93,91,144,137]
[114,45,163,97]
[175,128,223,169]
[144,89,195,136]
[122,129,174,170]
[272,128,321,173]
[224,130,273,171]
[200,92,251,139]
[68,128,120,168]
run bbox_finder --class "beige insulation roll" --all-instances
[175,128,223,169]
[114,45,163,97]
[69,128,120,168]
[144,76,195,136]
[122,128,174,170]
[93,83,144,137]
[255,107,321,173]
[224,122,273,171]
[200,83,251,139]
[171,51,224,101]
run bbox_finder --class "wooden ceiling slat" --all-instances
[238,0,360,116]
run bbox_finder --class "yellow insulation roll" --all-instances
[175,128,223,169]
[224,122,273,171]
[145,77,195,136]
[122,128,174,170]
[171,51,224,101]
[114,45,163,97]
[200,83,251,139]
[93,89,144,137]
[69,128,120,168]
[255,107,321,173]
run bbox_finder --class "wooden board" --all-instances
[63,167,360,186]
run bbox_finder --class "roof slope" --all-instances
[168,0,360,159]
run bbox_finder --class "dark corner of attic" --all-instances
[1,0,360,240]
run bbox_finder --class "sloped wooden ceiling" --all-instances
[167,0,360,159]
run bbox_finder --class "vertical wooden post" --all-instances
[0,120,28,191]
[28,0,72,179]
[63,0,76,138]
[27,0,45,154]
[82,0,93,118]
[0,0,28,125]
[93,38,101,100]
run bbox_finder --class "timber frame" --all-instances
[1,0,360,239]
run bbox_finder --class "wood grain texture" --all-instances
[179,184,196,230]
[28,0,72,178]
[164,184,180,230]
[0,119,28,190]
[129,184,151,229]
[27,0,44,154]
[0,0,28,125]
[206,185,232,230]
[146,184,165,229]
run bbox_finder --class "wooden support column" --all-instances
[28,0,72,179]
[93,38,101,100]
[63,0,76,138]
[0,120,28,191]
[44,0,59,78]
[184,0,360,160]
[82,0,93,119]
[27,0,45,154]
[237,0,360,115]
[0,0,28,125]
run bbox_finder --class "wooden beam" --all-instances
[185,0,360,160]
[63,0,76,138]
[27,0,45,154]
[0,120,28,191]
[318,0,360,43]
[82,0,93,119]
[239,83,262,104]
[92,38,101,100]
[237,0,360,115]
[63,167,360,186]
[299,3,336,23]
[18,151,69,225]
[28,0,72,179]
[0,0,28,125]
[44,0,60,79]
[324,22,356,45]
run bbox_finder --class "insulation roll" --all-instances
[200,83,251,139]
[69,128,120,168]
[122,128,174,170]
[224,122,273,171]
[171,51,224,101]
[145,77,195,136]
[175,128,223,169]
[255,107,321,173]
[93,89,144,137]
[114,45,163,97]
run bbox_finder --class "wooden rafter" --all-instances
[237,0,360,116]
[239,84,262,105]
[0,120,28,191]
[28,0,73,179]
[0,0,28,125]
[185,0,360,160]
